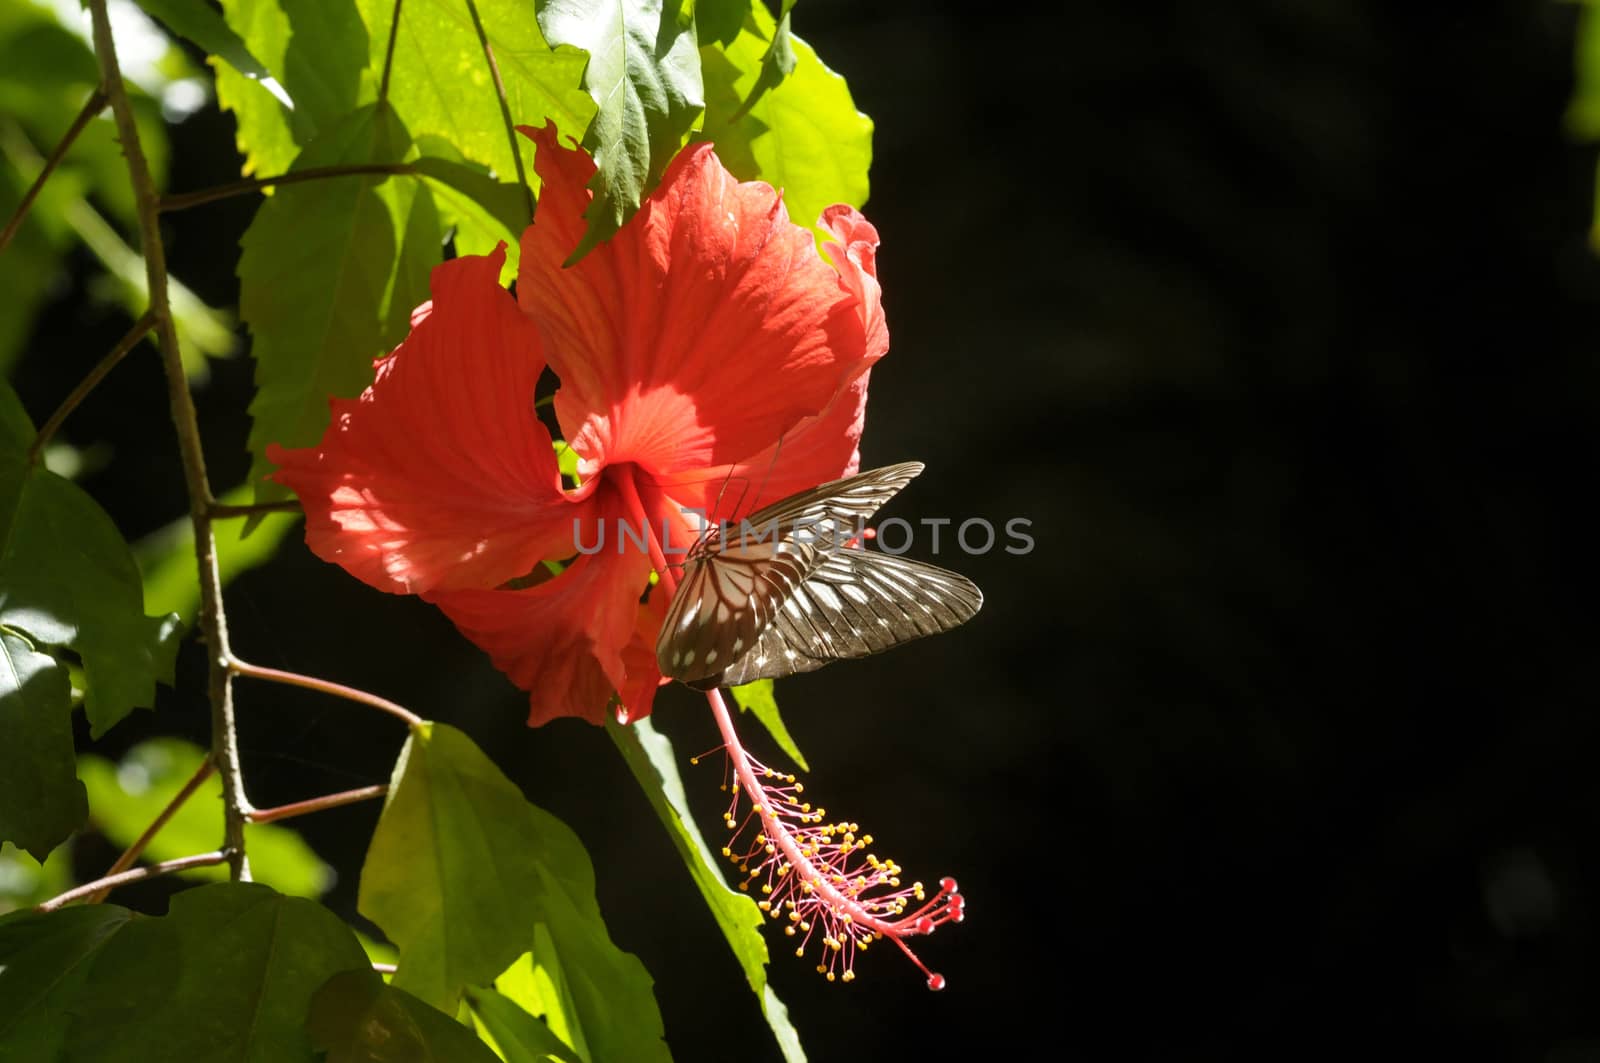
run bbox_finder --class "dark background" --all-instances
[14,1,1600,1059]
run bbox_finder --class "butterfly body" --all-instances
[657,462,983,689]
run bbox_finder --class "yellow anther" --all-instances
[785,926,796,936]
[842,970,856,983]
[826,971,836,982]
[761,884,772,894]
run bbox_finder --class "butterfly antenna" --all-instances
[746,432,784,517]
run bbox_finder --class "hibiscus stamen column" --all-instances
[637,504,964,988]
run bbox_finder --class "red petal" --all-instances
[516,123,878,480]
[269,248,584,595]
[819,205,889,366]
[427,477,659,727]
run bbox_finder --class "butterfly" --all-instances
[656,461,983,690]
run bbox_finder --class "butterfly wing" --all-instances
[709,549,984,688]
[656,462,928,685]
[730,460,926,553]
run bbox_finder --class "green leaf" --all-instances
[694,0,747,48]
[0,384,181,737]
[215,0,379,176]
[0,385,31,451]
[0,840,73,915]
[698,3,870,238]
[731,0,796,119]
[133,0,272,81]
[730,678,808,771]
[537,0,705,258]
[0,903,134,1060]
[412,153,529,273]
[360,723,668,1062]
[64,882,371,1061]
[241,103,441,503]
[466,985,584,1063]
[78,738,335,898]
[611,718,805,1063]
[359,722,546,1012]
[309,968,499,1063]
[134,482,302,626]
[356,0,594,193]
[0,631,84,862]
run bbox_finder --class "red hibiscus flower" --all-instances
[268,123,888,727]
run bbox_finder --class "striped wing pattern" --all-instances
[656,462,983,689]
[710,550,983,688]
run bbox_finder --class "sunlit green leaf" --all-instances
[0,632,83,862]
[731,0,795,118]
[64,883,369,1060]
[699,3,870,238]
[133,0,273,81]
[135,482,302,626]
[611,717,805,1062]
[730,678,808,771]
[412,153,529,276]
[78,738,335,898]
[355,929,398,969]
[309,968,499,1063]
[215,0,379,176]
[0,383,180,738]
[241,103,441,504]
[359,722,547,1012]
[356,0,593,193]
[537,0,705,258]
[466,984,584,1063]
[360,723,668,1062]
[0,903,134,1060]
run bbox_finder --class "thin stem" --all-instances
[89,0,252,881]
[248,785,388,824]
[27,310,155,463]
[158,163,416,213]
[464,0,534,218]
[0,87,106,254]
[83,755,217,904]
[209,499,303,520]
[229,658,425,729]
[37,851,232,911]
[378,0,405,107]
